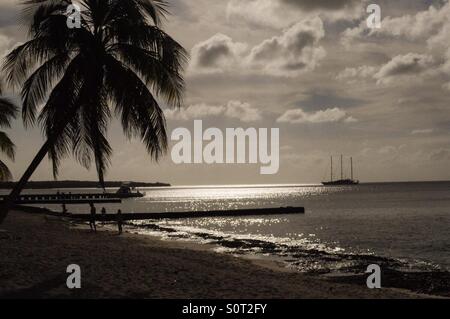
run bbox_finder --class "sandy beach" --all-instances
[0,210,438,299]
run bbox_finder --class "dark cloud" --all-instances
[375,53,434,81]
[296,92,365,112]
[227,0,365,29]
[282,61,307,71]
[190,33,246,71]
[281,0,359,11]
[285,32,316,54]
[196,43,232,67]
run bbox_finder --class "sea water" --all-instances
[6,182,450,272]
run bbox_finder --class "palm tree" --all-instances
[0,0,187,223]
[0,83,17,181]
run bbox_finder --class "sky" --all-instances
[1,0,450,185]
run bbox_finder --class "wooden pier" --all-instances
[10,195,305,220]
[1,193,122,205]
[68,206,305,221]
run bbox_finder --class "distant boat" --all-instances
[322,155,359,186]
[115,184,145,198]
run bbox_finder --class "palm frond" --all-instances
[0,82,17,182]
[0,97,18,128]
[21,53,72,126]
[0,159,13,181]
[104,55,167,160]
[0,131,16,160]
[106,0,168,27]
[38,54,84,178]
[74,64,112,187]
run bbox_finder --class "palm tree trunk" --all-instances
[0,131,61,224]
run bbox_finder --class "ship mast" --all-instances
[351,157,353,180]
[340,155,343,180]
[331,156,333,182]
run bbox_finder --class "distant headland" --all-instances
[0,180,171,189]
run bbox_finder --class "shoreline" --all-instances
[0,210,443,299]
[125,219,450,297]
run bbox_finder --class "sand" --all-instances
[0,210,434,299]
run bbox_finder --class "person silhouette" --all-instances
[89,202,97,232]
[117,209,123,235]
[101,207,106,225]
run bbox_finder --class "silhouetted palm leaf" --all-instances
[0,83,17,181]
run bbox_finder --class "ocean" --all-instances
[8,182,450,275]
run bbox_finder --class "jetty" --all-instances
[7,191,305,219]
[16,205,305,220]
[68,206,305,221]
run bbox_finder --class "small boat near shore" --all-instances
[115,184,145,198]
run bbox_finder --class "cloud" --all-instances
[247,17,326,77]
[165,100,262,122]
[411,129,433,135]
[281,0,360,11]
[227,0,364,29]
[374,53,435,84]
[276,107,357,124]
[189,33,247,73]
[337,53,436,85]
[165,103,225,121]
[337,65,377,81]
[190,17,326,77]
[378,145,400,155]
[374,2,450,48]
[344,116,358,123]
[429,148,450,161]
[341,2,450,49]
[224,100,263,122]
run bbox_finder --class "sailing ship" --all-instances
[322,155,359,186]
